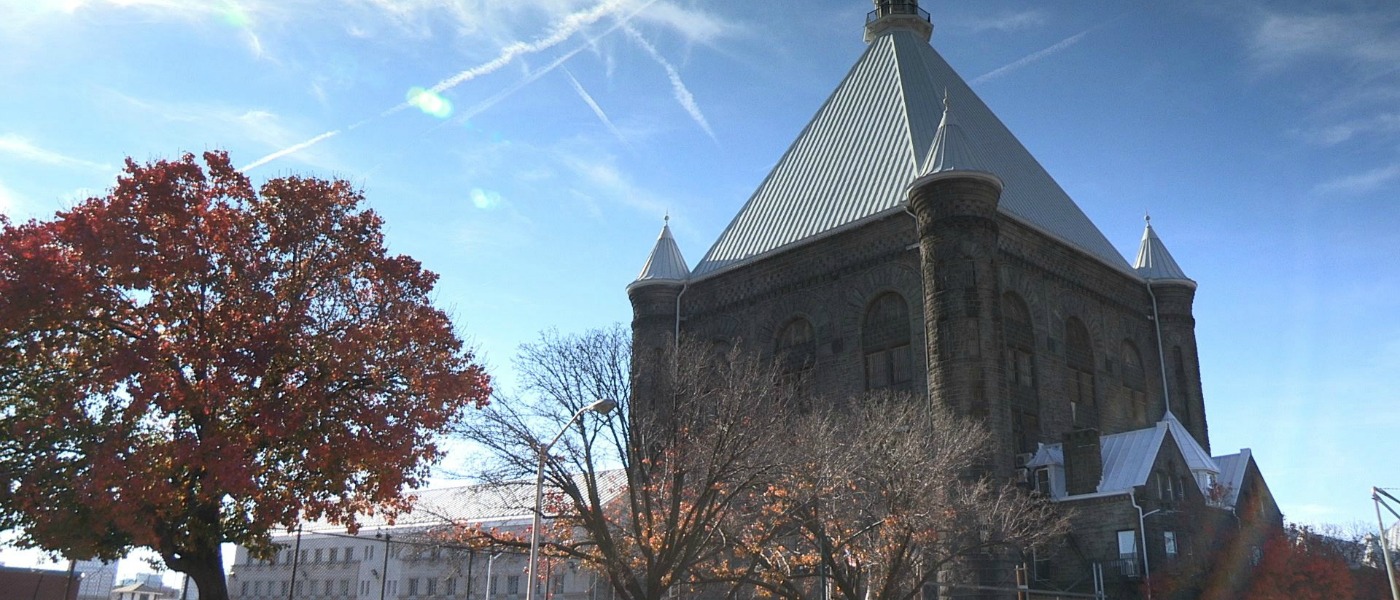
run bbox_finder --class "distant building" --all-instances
[110,581,178,600]
[0,565,81,600]
[74,559,120,600]
[229,475,625,600]
[626,1,1282,597]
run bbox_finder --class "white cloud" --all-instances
[957,9,1048,33]
[1300,113,1400,146]
[1249,10,1400,74]
[0,179,22,216]
[1313,163,1400,196]
[564,70,630,147]
[469,188,503,210]
[0,134,109,171]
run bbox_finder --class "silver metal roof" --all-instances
[690,28,1131,278]
[1134,217,1194,286]
[1212,449,1251,508]
[920,92,992,177]
[629,219,690,290]
[1097,414,1219,495]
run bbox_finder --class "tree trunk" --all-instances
[167,543,230,600]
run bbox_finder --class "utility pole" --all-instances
[1373,487,1400,600]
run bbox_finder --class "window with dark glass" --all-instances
[1003,293,1040,453]
[775,317,816,376]
[1065,318,1096,428]
[863,292,912,390]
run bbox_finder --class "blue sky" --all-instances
[2,0,1398,572]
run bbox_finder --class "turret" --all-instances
[906,94,1012,474]
[1134,217,1208,452]
[864,0,931,43]
[627,217,689,420]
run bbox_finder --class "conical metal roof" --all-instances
[1134,217,1194,286]
[920,91,992,177]
[629,218,689,290]
[690,28,1131,278]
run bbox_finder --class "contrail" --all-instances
[622,23,716,142]
[564,68,631,147]
[244,0,659,172]
[457,2,657,122]
[241,130,339,172]
[383,0,633,118]
[971,26,1093,85]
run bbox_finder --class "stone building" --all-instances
[626,1,1281,597]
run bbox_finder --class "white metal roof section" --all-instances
[1212,449,1252,508]
[1096,416,1219,494]
[690,29,1131,278]
[1134,217,1195,287]
[1026,442,1064,468]
[919,92,992,177]
[629,218,690,290]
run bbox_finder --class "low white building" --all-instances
[229,476,623,600]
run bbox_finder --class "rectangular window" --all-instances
[409,578,420,596]
[301,550,309,563]
[1117,530,1137,558]
[1034,467,1051,496]
[446,578,457,596]
[367,545,374,560]
[491,576,499,596]
[507,576,520,596]
[242,582,250,596]
[427,578,437,596]
[281,581,288,595]
[1165,531,1178,557]
[341,579,351,595]
[315,548,323,563]
[347,546,355,563]
[329,548,338,563]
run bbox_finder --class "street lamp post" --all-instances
[526,399,617,600]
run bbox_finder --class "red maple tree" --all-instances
[0,151,490,600]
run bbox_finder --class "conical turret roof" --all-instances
[628,218,689,291]
[690,28,1131,278]
[911,91,999,187]
[1134,217,1194,287]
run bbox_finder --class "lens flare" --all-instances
[406,87,453,119]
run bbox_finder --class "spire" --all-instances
[628,217,690,291]
[909,90,1002,191]
[1134,215,1195,286]
[921,91,992,176]
[865,0,931,43]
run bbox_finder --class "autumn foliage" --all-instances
[0,151,490,600]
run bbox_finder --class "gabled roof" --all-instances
[1098,415,1219,494]
[690,28,1130,278]
[1134,217,1194,286]
[628,219,689,290]
[1032,417,1220,499]
[1212,448,1252,508]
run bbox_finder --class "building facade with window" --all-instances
[626,1,1281,597]
[227,482,617,600]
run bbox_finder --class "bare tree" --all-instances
[453,326,796,600]
[728,392,1068,600]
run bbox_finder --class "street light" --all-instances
[526,399,617,600]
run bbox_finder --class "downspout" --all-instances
[1129,490,1153,600]
[1145,283,1173,418]
[673,283,688,354]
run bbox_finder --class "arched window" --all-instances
[1121,341,1147,426]
[775,317,816,376]
[1065,318,1097,428]
[863,292,912,390]
[1003,293,1039,454]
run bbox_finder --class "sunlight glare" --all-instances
[406,87,453,119]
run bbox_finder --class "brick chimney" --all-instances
[1063,429,1102,496]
